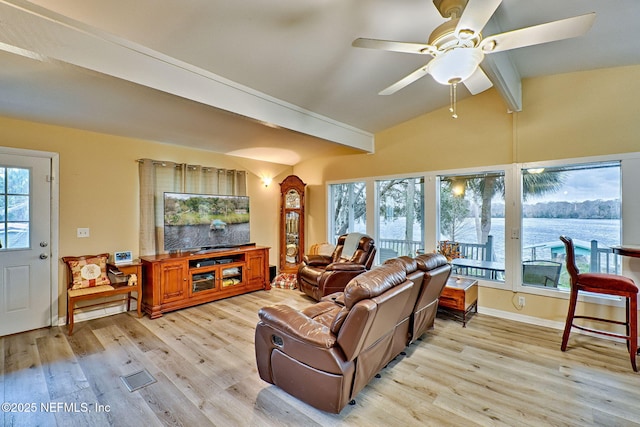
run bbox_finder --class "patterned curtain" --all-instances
[138,159,247,255]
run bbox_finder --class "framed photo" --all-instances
[114,251,133,265]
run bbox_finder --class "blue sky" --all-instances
[526,166,620,203]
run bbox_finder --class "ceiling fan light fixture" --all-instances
[429,48,484,85]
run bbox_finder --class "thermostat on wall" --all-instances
[114,251,133,265]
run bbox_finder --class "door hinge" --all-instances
[46,175,54,182]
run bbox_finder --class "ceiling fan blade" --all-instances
[463,67,493,95]
[455,0,502,36]
[379,63,431,95]
[352,38,436,55]
[480,13,596,54]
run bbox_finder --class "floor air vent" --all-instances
[120,369,157,392]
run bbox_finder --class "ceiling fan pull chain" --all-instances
[449,82,458,119]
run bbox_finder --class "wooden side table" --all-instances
[438,277,478,327]
[107,261,143,319]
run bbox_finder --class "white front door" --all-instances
[0,153,52,336]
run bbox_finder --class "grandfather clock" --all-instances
[279,175,306,274]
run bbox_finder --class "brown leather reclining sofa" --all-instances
[255,253,451,413]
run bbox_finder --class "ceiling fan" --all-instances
[353,0,595,116]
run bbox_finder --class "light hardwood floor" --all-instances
[2,288,639,426]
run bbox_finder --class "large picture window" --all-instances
[521,162,621,289]
[438,171,505,282]
[328,182,366,244]
[376,177,424,262]
[327,155,635,304]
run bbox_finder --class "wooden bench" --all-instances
[62,253,142,335]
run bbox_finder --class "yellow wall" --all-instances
[294,64,640,325]
[0,116,292,317]
[4,64,639,326]
[516,66,640,162]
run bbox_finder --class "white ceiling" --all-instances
[0,0,638,165]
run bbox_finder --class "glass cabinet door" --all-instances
[192,270,216,293]
[221,265,242,288]
[285,211,300,264]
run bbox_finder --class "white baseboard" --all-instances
[478,307,566,331]
[478,306,625,343]
[58,301,138,326]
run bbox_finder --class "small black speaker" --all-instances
[269,265,277,282]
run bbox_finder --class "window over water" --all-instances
[376,177,424,262]
[438,171,505,282]
[521,161,621,289]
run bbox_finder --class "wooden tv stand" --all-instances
[140,245,270,319]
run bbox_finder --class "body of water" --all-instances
[378,217,620,262]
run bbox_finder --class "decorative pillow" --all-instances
[68,255,110,289]
[271,273,297,290]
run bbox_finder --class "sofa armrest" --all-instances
[258,305,336,348]
[321,292,345,306]
[303,254,332,267]
[325,262,367,272]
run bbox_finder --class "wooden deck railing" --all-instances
[377,235,619,279]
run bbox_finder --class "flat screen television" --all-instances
[163,192,250,252]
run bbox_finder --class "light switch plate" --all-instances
[77,228,90,238]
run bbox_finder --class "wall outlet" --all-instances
[77,228,90,238]
[518,296,525,307]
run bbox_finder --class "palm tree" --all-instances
[463,170,564,247]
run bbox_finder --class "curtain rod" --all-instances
[136,159,246,174]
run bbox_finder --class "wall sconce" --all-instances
[261,177,273,187]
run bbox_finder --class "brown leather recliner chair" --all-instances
[255,263,413,413]
[297,233,376,301]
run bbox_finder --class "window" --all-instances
[0,166,30,249]
[438,171,505,281]
[521,162,621,289]
[328,182,366,244]
[376,177,424,262]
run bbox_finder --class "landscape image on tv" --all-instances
[163,192,250,251]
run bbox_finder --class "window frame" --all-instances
[436,168,508,284]
[374,176,425,259]
[325,151,640,308]
[513,156,631,306]
[519,160,622,291]
[327,172,428,264]
[327,178,369,245]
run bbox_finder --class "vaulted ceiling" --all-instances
[0,0,638,165]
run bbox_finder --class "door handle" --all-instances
[39,253,49,260]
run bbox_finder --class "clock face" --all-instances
[285,189,300,209]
